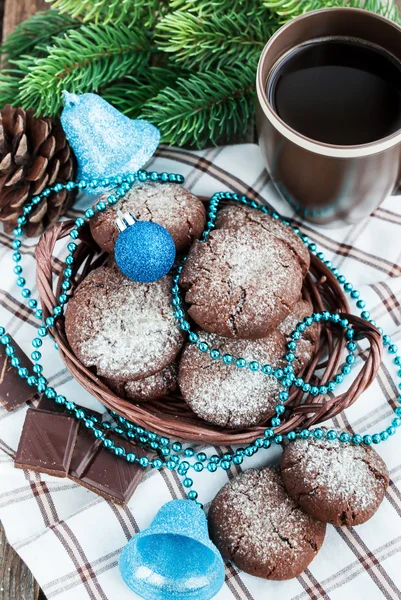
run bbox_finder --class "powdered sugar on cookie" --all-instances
[90,182,206,253]
[180,224,304,339]
[209,467,326,579]
[65,266,183,381]
[281,434,389,525]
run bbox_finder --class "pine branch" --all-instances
[0,9,80,106]
[141,65,255,148]
[156,9,275,70]
[263,0,401,24]
[5,0,396,152]
[0,71,21,105]
[0,69,29,106]
[17,24,151,117]
[168,0,263,15]
[46,0,169,27]
[0,10,80,61]
[101,66,182,117]
[0,56,38,106]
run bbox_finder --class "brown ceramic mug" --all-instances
[256,8,401,225]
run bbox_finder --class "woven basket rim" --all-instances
[35,216,383,444]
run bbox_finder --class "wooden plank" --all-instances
[0,0,48,591]
[0,10,47,600]
[0,1,4,44]
[3,0,47,38]
[0,523,40,600]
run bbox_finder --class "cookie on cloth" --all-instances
[178,299,318,429]
[281,432,389,526]
[105,362,178,402]
[179,221,307,339]
[215,203,309,275]
[208,467,326,580]
[65,266,184,382]
[90,182,206,254]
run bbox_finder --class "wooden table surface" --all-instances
[0,3,50,599]
[0,20,48,600]
[2,0,401,598]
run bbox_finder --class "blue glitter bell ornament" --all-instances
[115,210,176,282]
[119,499,225,600]
[60,92,159,193]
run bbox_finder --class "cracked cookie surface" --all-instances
[90,182,206,254]
[281,433,389,526]
[65,266,184,381]
[105,362,178,402]
[215,203,310,276]
[208,467,326,579]
[180,221,305,339]
[178,299,318,429]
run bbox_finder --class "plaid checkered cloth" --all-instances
[1,143,401,600]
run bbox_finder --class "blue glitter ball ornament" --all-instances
[115,212,176,282]
[60,92,159,193]
[119,499,225,600]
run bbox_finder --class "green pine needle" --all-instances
[0,10,80,61]
[263,0,401,23]
[141,65,255,148]
[0,70,21,105]
[101,66,182,117]
[0,9,80,107]
[168,0,262,15]
[0,58,37,106]
[46,0,168,27]
[17,24,151,117]
[156,10,275,70]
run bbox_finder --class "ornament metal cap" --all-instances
[119,499,225,600]
[115,209,137,232]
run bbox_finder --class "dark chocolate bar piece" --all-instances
[0,339,39,411]
[36,395,68,414]
[69,433,150,505]
[37,399,105,478]
[69,422,103,479]
[14,408,79,477]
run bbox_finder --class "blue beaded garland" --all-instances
[3,170,401,508]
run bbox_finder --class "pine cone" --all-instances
[0,105,76,237]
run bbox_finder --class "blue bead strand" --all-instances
[2,174,401,507]
[171,193,357,397]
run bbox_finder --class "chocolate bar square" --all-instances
[69,422,104,479]
[36,400,105,478]
[36,395,68,415]
[0,338,39,411]
[14,408,79,477]
[69,433,150,505]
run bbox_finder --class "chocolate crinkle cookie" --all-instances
[281,433,389,526]
[90,182,206,254]
[278,298,319,361]
[178,299,318,429]
[179,331,283,428]
[215,203,310,275]
[105,363,178,402]
[65,266,183,382]
[209,467,326,580]
[179,213,308,339]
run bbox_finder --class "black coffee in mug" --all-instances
[267,37,401,145]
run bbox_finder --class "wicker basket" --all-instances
[36,217,383,445]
